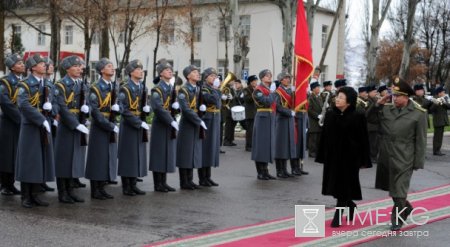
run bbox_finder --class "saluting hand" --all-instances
[377,94,390,105]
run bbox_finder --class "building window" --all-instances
[65,25,73,45]
[37,24,46,46]
[193,17,202,42]
[162,19,175,43]
[90,61,100,82]
[320,65,328,82]
[219,18,230,42]
[321,25,328,48]
[12,24,21,37]
[92,31,100,44]
[118,31,125,43]
[217,59,227,79]
[239,15,251,40]
[193,59,201,69]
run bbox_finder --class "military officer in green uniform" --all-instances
[429,86,450,156]
[307,82,323,158]
[371,77,427,231]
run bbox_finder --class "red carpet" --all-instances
[149,184,450,247]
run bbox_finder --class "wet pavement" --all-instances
[1,135,449,246]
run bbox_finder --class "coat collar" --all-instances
[390,100,414,119]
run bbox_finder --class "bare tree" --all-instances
[365,0,392,85]
[151,0,169,78]
[305,0,322,41]
[318,0,343,70]
[399,0,420,79]
[273,0,297,72]
[216,1,231,75]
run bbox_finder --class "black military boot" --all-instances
[122,177,136,196]
[57,178,74,204]
[179,169,194,190]
[90,180,106,200]
[198,168,212,187]
[402,200,414,221]
[282,160,294,177]
[290,159,302,176]
[98,181,114,199]
[276,160,287,178]
[130,177,146,195]
[256,163,268,180]
[161,173,176,192]
[20,182,33,208]
[391,198,407,231]
[331,200,346,227]
[205,167,218,186]
[347,200,357,222]
[263,164,276,180]
[1,173,20,195]
[31,184,49,207]
[73,178,86,188]
[154,172,168,192]
[188,169,201,189]
[66,179,84,202]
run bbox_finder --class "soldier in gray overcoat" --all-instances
[149,60,179,192]
[53,55,89,203]
[251,69,277,180]
[85,58,119,200]
[307,82,323,158]
[199,67,221,187]
[176,65,208,190]
[274,71,296,178]
[371,78,427,231]
[15,53,55,208]
[117,59,150,196]
[0,54,24,196]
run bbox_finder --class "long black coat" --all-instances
[316,106,371,200]
[201,83,221,168]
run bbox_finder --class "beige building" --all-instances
[3,1,341,85]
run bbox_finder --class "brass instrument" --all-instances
[220,71,237,91]
[357,97,368,108]
[318,91,330,127]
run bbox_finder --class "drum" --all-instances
[231,106,246,121]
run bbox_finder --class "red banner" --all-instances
[294,0,314,111]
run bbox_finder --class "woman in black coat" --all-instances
[315,86,372,227]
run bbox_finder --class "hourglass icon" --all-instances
[302,208,319,233]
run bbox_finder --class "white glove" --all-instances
[111,104,120,112]
[43,120,51,133]
[85,120,91,128]
[81,104,89,113]
[291,111,295,117]
[240,93,244,98]
[43,102,52,111]
[143,105,150,113]
[291,85,296,91]
[318,114,323,120]
[53,119,58,127]
[227,94,233,100]
[113,125,119,133]
[170,121,179,131]
[270,83,276,92]
[200,120,208,130]
[140,122,149,130]
[76,124,89,134]
[425,95,433,100]
[199,104,206,112]
[172,102,180,110]
[221,94,228,100]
